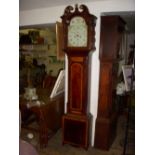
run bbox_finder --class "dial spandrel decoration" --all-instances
[68,17,88,47]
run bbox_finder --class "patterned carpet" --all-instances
[20,115,135,155]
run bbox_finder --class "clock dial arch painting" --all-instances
[68,16,88,47]
[61,4,97,52]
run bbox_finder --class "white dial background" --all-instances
[68,17,88,47]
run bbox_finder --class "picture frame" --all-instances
[56,22,65,61]
[50,69,65,98]
[122,65,134,91]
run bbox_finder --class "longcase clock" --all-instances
[94,16,126,150]
[61,4,97,149]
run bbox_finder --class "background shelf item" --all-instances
[20,44,55,52]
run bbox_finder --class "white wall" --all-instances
[20,0,135,146]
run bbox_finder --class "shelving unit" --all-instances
[20,44,49,51]
[19,28,64,76]
[20,44,56,53]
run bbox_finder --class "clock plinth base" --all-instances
[62,114,91,149]
[94,112,118,150]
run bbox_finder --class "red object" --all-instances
[37,37,44,44]
[43,75,53,88]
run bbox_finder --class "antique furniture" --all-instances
[20,89,64,148]
[94,16,126,150]
[61,4,97,149]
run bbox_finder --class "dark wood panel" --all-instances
[62,114,91,149]
[70,63,83,110]
[94,16,125,150]
[67,56,89,115]
[99,16,125,61]
[94,112,117,150]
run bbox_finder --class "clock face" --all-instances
[68,16,88,47]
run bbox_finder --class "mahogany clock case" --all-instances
[94,16,126,150]
[61,4,97,149]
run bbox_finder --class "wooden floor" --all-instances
[20,115,135,155]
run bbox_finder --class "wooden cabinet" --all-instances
[20,92,64,147]
[94,16,126,150]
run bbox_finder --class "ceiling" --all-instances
[19,0,135,33]
[19,0,108,11]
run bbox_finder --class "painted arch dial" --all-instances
[68,16,88,47]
